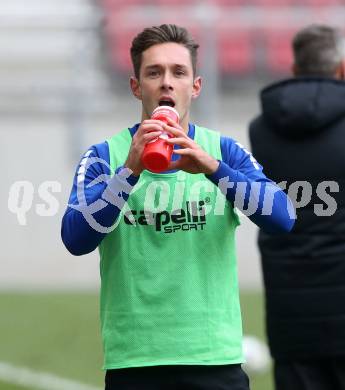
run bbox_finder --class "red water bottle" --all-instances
[141,105,180,173]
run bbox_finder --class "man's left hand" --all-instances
[164,118,220,175]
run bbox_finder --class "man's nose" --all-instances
[161,72,173,90]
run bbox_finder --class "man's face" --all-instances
[130,42,202,129]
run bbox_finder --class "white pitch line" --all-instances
[0,361,102,390]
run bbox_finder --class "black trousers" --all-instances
[105,364,250,390]
[274,358,345,390]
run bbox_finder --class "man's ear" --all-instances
[130,77,142,100]
[192,76,202,99]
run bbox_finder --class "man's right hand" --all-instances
[124,120,164,176]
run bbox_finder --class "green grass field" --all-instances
[0,291,273,390]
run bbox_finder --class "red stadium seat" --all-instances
[105,23,146,72]
[99,0,144,10]
[153,0,197,5]
[211,0,247,6]
[111,30,133,73]
[250,0,295,5]
[263,29,295,74]
[217,28,254,74]
[298,0,340,5]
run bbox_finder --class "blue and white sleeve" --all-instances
[205,136,295,233]
[61,142,139,255]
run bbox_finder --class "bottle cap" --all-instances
[151,106,179,123]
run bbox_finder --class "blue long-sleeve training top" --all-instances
[62,123,295,255]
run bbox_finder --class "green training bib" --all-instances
[99,125,243,369]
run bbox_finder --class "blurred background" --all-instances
[1,0,344,389]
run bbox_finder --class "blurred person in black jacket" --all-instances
[249,25,345,390]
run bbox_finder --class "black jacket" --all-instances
[249,78,345,359]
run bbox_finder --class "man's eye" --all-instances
[175,70,185,76]
[148,70,159,77]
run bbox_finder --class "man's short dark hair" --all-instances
[293,24,344,77]
[130,24,199,79]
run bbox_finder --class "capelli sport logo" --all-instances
[123,200,207,233]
